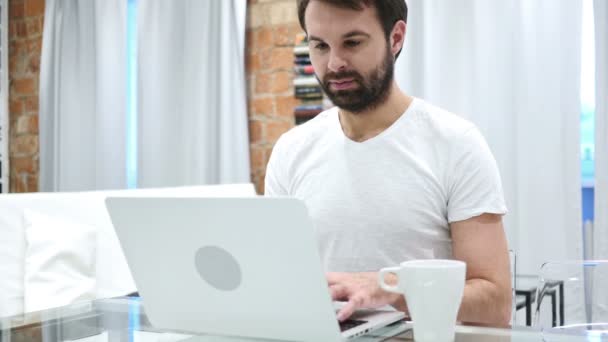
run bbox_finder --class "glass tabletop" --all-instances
[0,297,597,342]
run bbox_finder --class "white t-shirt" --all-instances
[265,98,507,272]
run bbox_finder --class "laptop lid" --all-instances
[105,197,403,341]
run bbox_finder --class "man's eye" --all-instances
[345,40,361,47]
[315,43,329,50]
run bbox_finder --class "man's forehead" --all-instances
[304,1,380,39]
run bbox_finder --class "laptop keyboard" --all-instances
[339,319,367,332]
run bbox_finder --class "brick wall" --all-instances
[8,0,44,193]
[246,0,301,194]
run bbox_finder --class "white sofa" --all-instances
[0,183,257,318]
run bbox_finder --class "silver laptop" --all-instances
[105,197,405,341]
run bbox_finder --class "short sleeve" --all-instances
[446,127,508,222]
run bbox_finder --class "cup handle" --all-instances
[378,267,401,293]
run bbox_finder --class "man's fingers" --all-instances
[337,295,364,322]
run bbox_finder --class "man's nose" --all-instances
[327,51,348,73]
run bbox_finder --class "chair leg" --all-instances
[525,293,532,326]
[550,291,557,327]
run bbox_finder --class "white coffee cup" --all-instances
[378,259,466,342]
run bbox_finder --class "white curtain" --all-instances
[136,0,250,187]
[396,0,584,321]
[39,0,127,191]
[593,0,608,321]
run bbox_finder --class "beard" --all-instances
[317,46,395,114]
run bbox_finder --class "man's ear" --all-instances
[390,20,407,57]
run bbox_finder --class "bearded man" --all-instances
[264,0,512,327]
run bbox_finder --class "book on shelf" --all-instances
[295,33,307,45]
[295,109,323,117]
[293,45,310,56]
[295,86,321,94]
[293,32,328,125]
[294,65,315,75]
[294,56,311,65]
[293,76,319,87]
[295,103,323,111]
[295,86,322,99]
[296,93,323,100]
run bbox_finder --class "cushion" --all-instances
[23,209,97,313]
[0,200,26,317]
[0,183,257,317]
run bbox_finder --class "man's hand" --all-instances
[327,272,405,321]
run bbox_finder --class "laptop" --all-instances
[105,197,405,341]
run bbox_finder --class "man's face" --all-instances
[305,1,395,113]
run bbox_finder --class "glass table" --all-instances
[0,297,599,342]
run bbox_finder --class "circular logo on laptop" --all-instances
[194,246,242,291]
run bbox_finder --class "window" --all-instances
[581,0,595,222]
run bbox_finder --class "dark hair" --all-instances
[297,0,408,42]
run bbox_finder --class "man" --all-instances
[264,0,512,326]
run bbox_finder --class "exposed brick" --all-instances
[250,169,266,195]
[246,75,256,98]
[12,78,35,95]
[12,175,25,193]
[9,58,19,75]
[255,72,272,94]
[27,174,39,192]
[24,0,45,17]
[245,50,260,73]
[15,21,27,38]
[271,71,292,93]
[269,47,293,70]
[259,171,266,195]
[27,38,42,54]
[255,27,273,49]
[8,0,44,193]
[251,97,274,116]
[264,145,275,165]
[11,40,27,59]
[23,96,39,112]
[249,146,266,171]
[11,156,37,174]
[274,23,302,46]
[275,95,298,118]
[9,118,17,136]
[249,119,263,144]
[11,172,38,193]
[247,3,267,29]
[16,115,38,134]
[27,56,40,75]
[11,135,39,156]
[8,22,16,40]
[259,49,274,71]
[10,2,25,19]
[25,17,41,36]
[9,99,22,114]
[266,120,292,143]
[245,29,254,50]
[269,1,297,26]
[245,1,301,192]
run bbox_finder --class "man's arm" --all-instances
[330,213,512,327]
[450,213,512,326]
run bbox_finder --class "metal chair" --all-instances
[534,260,608,340]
